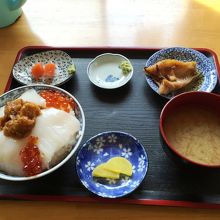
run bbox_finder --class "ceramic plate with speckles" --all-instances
[76,131,148,198]
[145,47,218,99]
[13,50,74,86]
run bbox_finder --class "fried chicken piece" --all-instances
[20,102,41,119]
[144,59,197,95]
[4,99,24,120]
[3,116,35,139]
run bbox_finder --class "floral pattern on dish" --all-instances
[76,131,148,198]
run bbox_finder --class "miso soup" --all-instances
[163,104,220,165]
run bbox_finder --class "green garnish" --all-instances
[119,61,132,75]
[68,64,76,75]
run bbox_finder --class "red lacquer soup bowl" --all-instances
[160,91,220,169]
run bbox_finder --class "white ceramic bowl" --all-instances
[87,53,133,89]
[0,84,85,181]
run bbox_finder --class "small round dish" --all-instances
[87,53,133,89]
[0,84,85,181]
[13,50,74,86]
[76,131,148,198]
[145,47,218,99]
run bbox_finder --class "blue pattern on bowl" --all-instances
[13,50,74,86]
[76,131,148,198]
[105,74,119,82]
[145,47,218,99]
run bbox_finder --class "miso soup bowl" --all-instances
[160,91,220,169]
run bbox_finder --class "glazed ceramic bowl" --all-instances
[145,47,218,99]
[13,50,75,86]
[160,91,220,169]
[76,131,148,198]
[87,53,133,89]
[0,84,85,181]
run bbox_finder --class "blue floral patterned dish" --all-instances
[13,50,74,86]
[76,131,148,198]
[145,47,218,99]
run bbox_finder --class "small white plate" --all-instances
[87,53,133,89]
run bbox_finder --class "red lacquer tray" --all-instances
[2,46,220,208]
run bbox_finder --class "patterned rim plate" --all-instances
[0,84,85,181]
[76,131,148,198]
[145,47,218,99]
[13,50,74,86]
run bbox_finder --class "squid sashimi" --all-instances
[0,106,4,117]
[31,108,80,169]
[0,132,26,176]
[19,89,46,107]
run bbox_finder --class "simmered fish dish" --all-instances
[144,59,200,95]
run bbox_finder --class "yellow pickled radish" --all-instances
[105,157,132,176]
[92,163,120,179]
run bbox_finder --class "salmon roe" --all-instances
[20,136,43,176]
[39,90,76,113]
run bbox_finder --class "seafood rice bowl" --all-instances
[0,85,85,181]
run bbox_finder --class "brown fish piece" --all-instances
[144,59,197,95]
